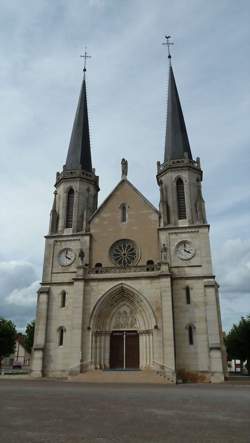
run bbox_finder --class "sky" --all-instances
[0,0,249,332]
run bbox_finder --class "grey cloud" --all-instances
[0,261,38,329]
[0,0,249,331]
[0,261,37,295]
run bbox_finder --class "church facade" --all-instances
[31,61,226,383]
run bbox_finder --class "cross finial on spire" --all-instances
[80,47,91,74]
[162,35,174,63]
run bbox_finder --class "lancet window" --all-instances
[176,178,186,219]
[186,286,191,304]
[120,203,127,223]
[58,327,65,346]
[188,325,194,345]
[65,188,74,228]
[61,290,66,308]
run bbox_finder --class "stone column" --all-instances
[80,277,92,371]
[160,274,176,381]
[31,287,49,377]
[204,280,224,382]
[70,268,86,374]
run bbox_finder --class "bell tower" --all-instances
[157,65,206,228]
[157,41,225,382]
[32,59,99,377]
[50,67,99,236]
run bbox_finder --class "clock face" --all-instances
[176,241,195,260]
[58,248,75,267]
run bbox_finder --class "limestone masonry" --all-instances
[31,61,226,383]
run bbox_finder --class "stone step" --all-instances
[68,369,168,384]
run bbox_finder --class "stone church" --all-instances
[31,59,226,383]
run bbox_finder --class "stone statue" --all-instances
[121,158,128,178]
[161,243,168,263]
[78,248,85,265]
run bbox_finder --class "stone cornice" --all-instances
[45,232,92,239]
[156,158,203,183]
[158,224,210,232]
[55,169,99,190]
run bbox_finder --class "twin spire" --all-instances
[65,71,92,173]
[64,41,193,174]
[164,65,193,162]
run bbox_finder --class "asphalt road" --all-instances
[0,379,249,443]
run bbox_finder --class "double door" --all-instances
[110,331,139,369]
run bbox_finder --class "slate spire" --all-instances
[164,65,193,162]
[65,72,92,172]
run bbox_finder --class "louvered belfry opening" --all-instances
[66,188,74,228]
[176,178,186,219]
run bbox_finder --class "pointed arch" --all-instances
[89,283,157,331]
[176,177,186,219]
[89,283,156,370]
[65,188,74,228]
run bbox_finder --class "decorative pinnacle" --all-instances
[162,35,174,62]
[80,47,91,74]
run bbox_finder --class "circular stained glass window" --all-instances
[110,239,138,267]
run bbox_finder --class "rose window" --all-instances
[110,239,138,267]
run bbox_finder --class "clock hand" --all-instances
[184,248,191,254]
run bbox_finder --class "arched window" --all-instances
[120,204,127,223]
[58,327,65,346]
[146,260,155,271]
[176,178,186,219]
[61,290,66,308]
[65,188,74,228]
[188,325,194,345]
[95,263,103,274]
[185,286,191,304]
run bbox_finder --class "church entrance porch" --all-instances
[110,331,139,369]
[89,283,157,371]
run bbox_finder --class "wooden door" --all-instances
[125,331,139,369]
[110,331,124,369]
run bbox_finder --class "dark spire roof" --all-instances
[164,65,193,162]
[65,74,92,172]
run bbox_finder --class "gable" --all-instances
[90,179,158,221]
[90,179,159,267]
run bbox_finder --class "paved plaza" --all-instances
[0,379,249,443]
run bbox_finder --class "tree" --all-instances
[0,318,17,368]
[225,315,250,375]
[24,320,35,354]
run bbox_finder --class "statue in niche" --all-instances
[121,158,128,178]
[78,249,85,265]
[161,243,168,263]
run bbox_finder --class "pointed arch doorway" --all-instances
[89,283,156,370]
[110,330,139,369]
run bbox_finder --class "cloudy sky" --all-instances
[0,0,249,332]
